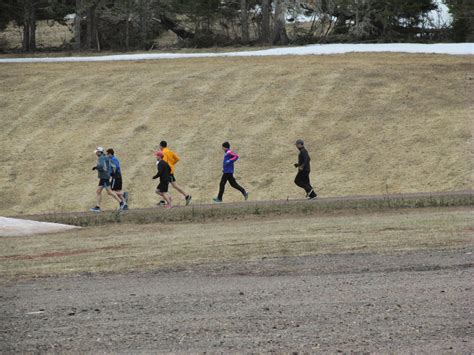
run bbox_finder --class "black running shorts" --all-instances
[111,175,123,191]
[157,182,169,193]
[98,179,110,188]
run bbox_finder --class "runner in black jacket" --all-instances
[153,151,173,208]
[294,139,317,200]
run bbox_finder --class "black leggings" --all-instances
[294,170,313,194]
[218,173,246,201]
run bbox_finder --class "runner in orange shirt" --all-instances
[159,141,192,206]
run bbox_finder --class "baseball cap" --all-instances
[154,151,164,158]
[94,146,105,153]
[295,139,304,145]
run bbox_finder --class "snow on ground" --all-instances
[0,217,79,237]
[0,43,472,63]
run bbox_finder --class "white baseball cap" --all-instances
[94,146,105,153]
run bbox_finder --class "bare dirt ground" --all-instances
[1,203,472,352]
[1,248,473,353]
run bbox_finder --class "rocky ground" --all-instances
[1,247,473,353]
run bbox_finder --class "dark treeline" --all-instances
[0,0,472,52]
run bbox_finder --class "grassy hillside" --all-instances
[0,53,472,215]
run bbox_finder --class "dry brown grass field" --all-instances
[0,53,472,215]
[1,207,472,281]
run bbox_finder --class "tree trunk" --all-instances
[240,0,249,43]
[22,0,35,52]
[273,0,289,45]
[125,0,130,51]
[355,0,359,29]
[74,0,81,50]
[125,18,129,51]
[139,0,147,48]
[22,22,30,52]
[91,8,99,51]
[261,0,270,44]
[95,25,100,51]
[22,0,30,51]
[154,15,194,39]
[86,6,92,49]
[30,2,36,50]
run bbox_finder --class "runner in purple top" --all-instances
[213,142,249,203]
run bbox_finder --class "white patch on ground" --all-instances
[0,43,472,64]
[0,217,79,237]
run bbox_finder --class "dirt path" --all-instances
[2,248,473,353]
[16,190,474,228]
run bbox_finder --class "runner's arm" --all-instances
[173,151,180,165]
[227,150,239,162]
[152,163,162,179]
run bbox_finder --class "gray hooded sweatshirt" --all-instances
[96,154,111,180]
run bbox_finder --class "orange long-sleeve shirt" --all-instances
[161,147,180,174]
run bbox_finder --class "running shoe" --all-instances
[122,204,129,211]
[90,206,101,213]
[185,195,192,206]
[213,197,222,203]
[244,191,249,201]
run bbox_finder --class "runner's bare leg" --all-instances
[96,186,103,207]
[106,187,123,203]
[171,181,187,197]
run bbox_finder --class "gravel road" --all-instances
[1,248,473,353]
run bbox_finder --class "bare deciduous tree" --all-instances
[74,0,81,51]
[273,0,289,44]
[261,0,271,44]
[240,0,249,43]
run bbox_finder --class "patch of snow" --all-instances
[293,13,315,23]
[25,311,46,315]
[0,43,471,63]
[433,0,452,26]
[425,1,453,28]
[64,13,76,21]
[0,217,79,237]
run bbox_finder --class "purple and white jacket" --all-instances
[223,149,239,174]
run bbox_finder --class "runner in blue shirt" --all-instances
[107,148,129,210]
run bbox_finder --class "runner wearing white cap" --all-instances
[90,147,125,212]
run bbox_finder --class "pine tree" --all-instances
[445,0,474,41]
